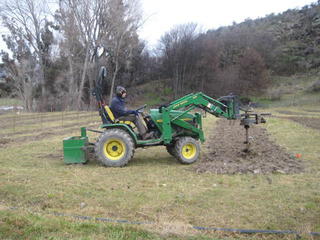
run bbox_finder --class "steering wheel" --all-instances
[135,104,147,113]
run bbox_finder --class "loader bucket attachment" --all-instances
[63,127,88,164]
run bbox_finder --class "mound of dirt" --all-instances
[194,119,304,174]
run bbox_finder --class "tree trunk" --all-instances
[77,46,90,109]
[174,66,179,98]
[38,56,47,111]
[109,61,119,106]
[67,54,76,109]
[108,33,125,105]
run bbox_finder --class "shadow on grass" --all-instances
[130,156,180,167]
[78,153,180,168]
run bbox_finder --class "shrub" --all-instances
[307,80,320,92]
[268,89,282,101]
[0,89,8,98]
[163,87,173,96]
[239,96,251,105]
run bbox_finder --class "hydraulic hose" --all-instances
[2,205,319,237]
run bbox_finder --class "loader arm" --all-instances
[164,92,240,120]
[157,92,240,144]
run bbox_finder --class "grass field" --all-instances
[0,105,320,239]
[0,98,22,107]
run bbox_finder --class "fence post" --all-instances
[40,112,43,130]
[61,111,64,127]
[13,113,16,133]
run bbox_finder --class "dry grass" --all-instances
[0,98,22,106]
[0,109,320,239]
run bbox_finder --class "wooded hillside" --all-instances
[1,0,319,110]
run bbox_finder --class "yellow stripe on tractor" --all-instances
[156,118,192,123]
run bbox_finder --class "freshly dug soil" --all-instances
[280,116,320,131]
[194,119,304,174]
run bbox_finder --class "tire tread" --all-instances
[95,128,134,167]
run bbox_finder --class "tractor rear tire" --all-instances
[95,128,134,167]
[174,137,200,164]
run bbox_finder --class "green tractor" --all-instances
[63,67,266,167]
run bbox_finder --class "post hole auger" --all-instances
[240,109,271,152]
[63,66,270,167]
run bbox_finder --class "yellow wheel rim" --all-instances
[181,143,196,159]
[103,138,126,161]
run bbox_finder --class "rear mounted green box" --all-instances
[63,128,88,164]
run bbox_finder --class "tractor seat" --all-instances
[104,105,135,127]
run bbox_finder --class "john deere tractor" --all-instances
[63,67,267,167]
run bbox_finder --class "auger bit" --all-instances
[240,110,271,152]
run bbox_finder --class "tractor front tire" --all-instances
[174,137,200,164]
[95,128,134,167]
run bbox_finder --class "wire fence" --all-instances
[0,108,98,136]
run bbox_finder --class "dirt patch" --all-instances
[0,138,12,146]
[277,110,319,117]
[277,110,305,115]
[280,116,320,131]
[304,109,320,113]
[40,153,63,160]
[194,119,304,174]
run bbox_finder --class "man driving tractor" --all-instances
[110,86,154,140]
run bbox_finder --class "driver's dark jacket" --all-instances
[110,96,134,119]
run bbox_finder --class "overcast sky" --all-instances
[139,0,316,48]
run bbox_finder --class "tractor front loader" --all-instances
[63,67,268,167]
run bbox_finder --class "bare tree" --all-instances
[0,0,52,108]
[238,48,269,94]
[56,0,85,109]
[101,0,142,105]
[57,0,106,109]
[1,51,37,111]
[159,23,200,97]
[57,0,142,108]
[0,0,59,111]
